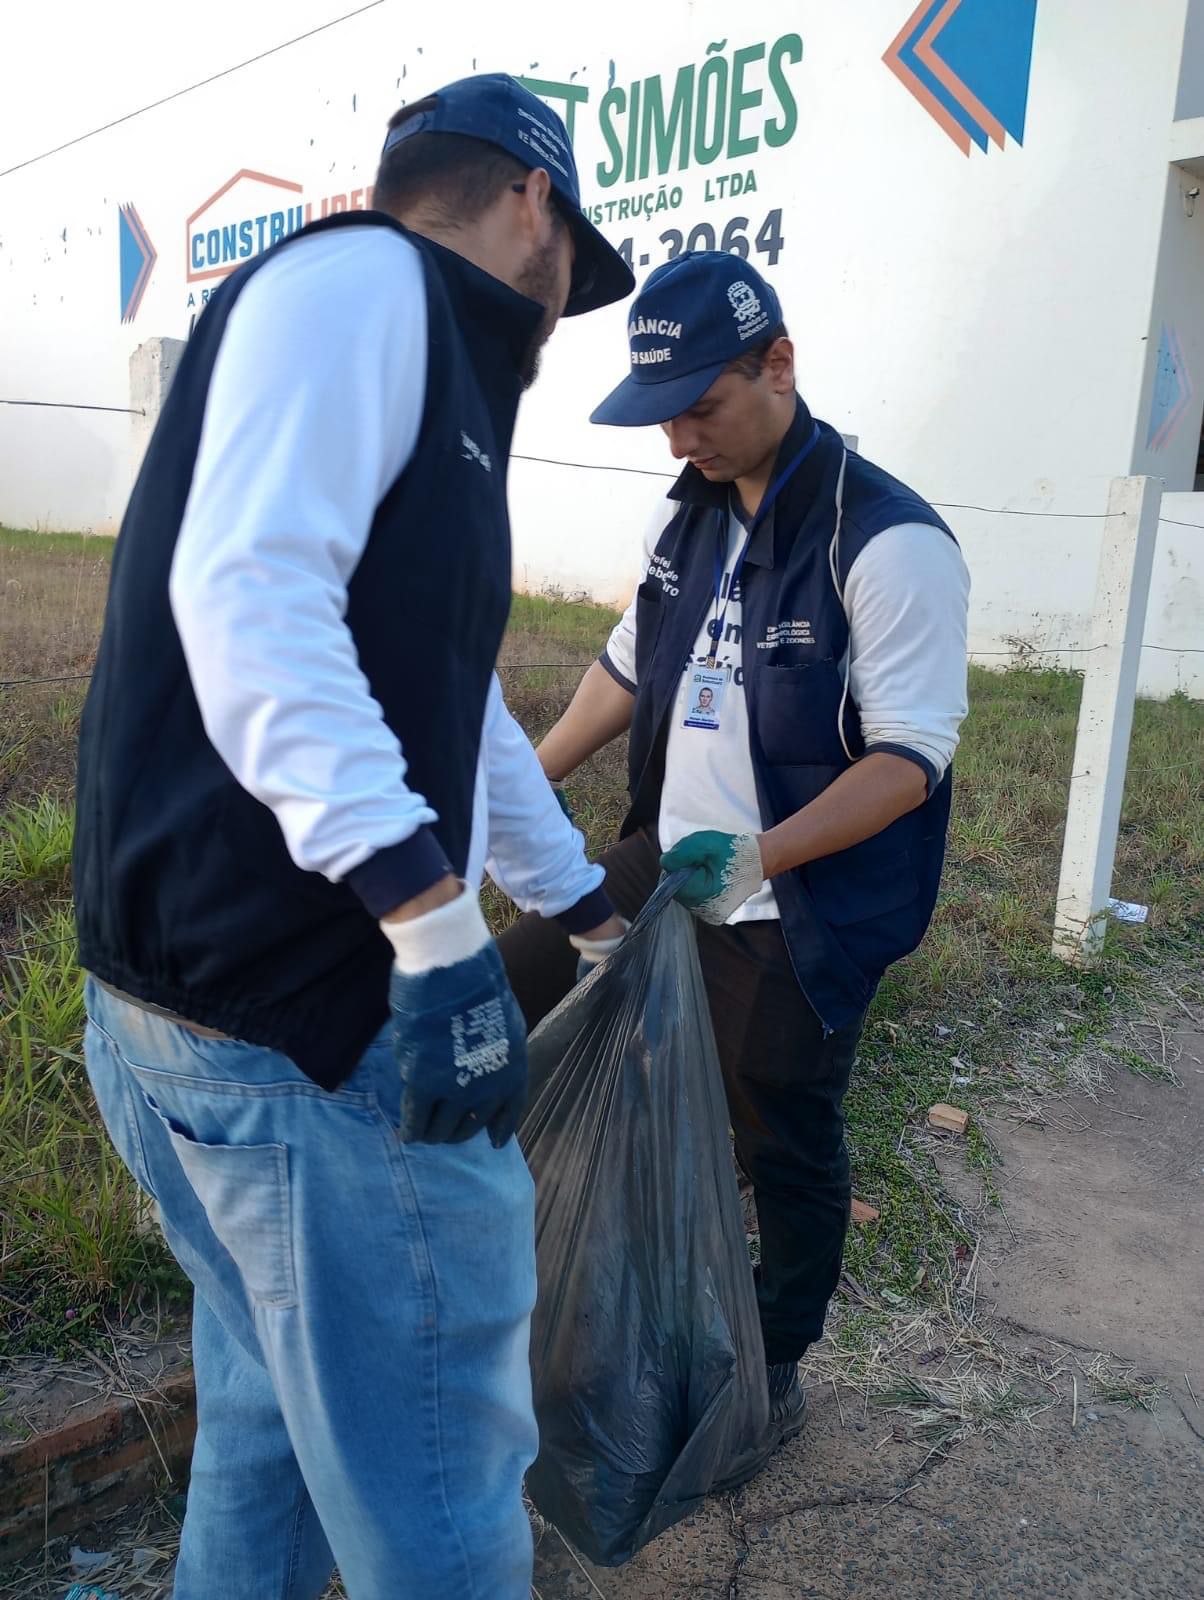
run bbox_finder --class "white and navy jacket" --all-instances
[75,214,609,1087]
[608,399,965,1032]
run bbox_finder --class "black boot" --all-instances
[767,1361,807,1443]
[712,1362,807,1494]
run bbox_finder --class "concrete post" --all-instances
[1052,476,1161,965]
[130,336,186,482]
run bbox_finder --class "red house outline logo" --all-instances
[186,169,304,285]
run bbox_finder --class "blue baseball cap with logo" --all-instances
[382,73,634,317]
[590,252,783,425]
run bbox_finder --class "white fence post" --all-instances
[1052,475,1161,965]
[129,336,186,484]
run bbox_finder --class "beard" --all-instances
[515,232,566,390]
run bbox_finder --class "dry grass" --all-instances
[800,1245,1166,1466]
[0,1495,181,1600]
[0,530,110,682]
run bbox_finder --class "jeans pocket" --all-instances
[83,1016,157,1200]
[138,1089,297,1309]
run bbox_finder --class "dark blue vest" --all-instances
[622,400,956,1031]
[74,213,540,1087]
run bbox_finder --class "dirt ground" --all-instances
[534,1392,1203,1599]
[937,1018,1203,1384]
[531,1010,1204,1598]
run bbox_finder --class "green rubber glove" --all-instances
[660,830,766,925]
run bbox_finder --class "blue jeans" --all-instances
[83,979,538,1600]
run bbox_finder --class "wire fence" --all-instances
[2,457,1201,968]
[0,399,144,416]
[2,471,1202,692]
[3,423,1203,534]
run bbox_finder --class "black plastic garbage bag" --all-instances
[519,874,773,1566]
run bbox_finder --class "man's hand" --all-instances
[382,883,527,1148]
[660,831,766,925]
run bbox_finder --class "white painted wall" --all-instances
[1,0,1201,690]
[956,487,1203,699]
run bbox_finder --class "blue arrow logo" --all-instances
[119,202,157,323]
[1147,325,1195,452]
[885,0,1038,157]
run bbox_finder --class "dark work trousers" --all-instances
[497,828,865,1366]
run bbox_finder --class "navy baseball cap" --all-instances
[382,73,634,316]
[590,252,783,425]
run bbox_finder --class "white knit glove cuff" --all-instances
[568,919,630,966]
[381,887,490,975]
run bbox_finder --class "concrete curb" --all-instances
[0,1371,196,1562]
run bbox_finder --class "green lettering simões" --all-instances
[693,52,728,166]
[727,43,764,159]
[596,86,626,188]
[765,33,803,148]
[625,79,642,183]
[638,64,695,180]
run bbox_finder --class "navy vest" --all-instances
[623,400,956,1031]
[74,213,540,1087]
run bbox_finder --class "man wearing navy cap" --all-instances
[75,75,630,1597]
[501,253,970,1465]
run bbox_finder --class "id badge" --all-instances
[683,665,729,731]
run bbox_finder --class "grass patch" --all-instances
[0,527,116,560]
[1083,1352,1165,1413]
[1,906,181,1358]
[0,540,1201,1369]
[1,794,75,887]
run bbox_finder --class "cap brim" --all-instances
[589,359,728,427]
[563,211,635,316]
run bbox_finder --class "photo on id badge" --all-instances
[684,666,728,730]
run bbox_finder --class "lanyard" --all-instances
[706,422,822,666]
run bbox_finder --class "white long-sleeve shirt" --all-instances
[170,224,603,924]
[472,673,604,919]
[604,499,970,921]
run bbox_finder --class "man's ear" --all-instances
[766,336,796,395]
[518,167,556,234]
[765,336,794,395]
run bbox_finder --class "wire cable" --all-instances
[0,1,387,180]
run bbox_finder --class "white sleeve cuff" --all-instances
[381,887,490,975]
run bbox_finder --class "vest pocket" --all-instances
[755,659,850,767]
[634,580,665,678]
[635,578,663,616]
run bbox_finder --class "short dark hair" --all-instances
[726,323,789,380]
[374,98,529,221]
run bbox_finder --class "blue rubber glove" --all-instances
[552,786,574,823]
[659,830,766,925]
[384,892,528,1148]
